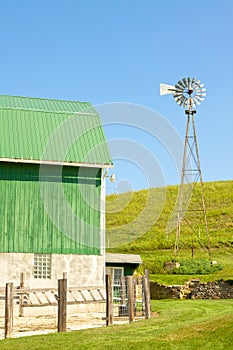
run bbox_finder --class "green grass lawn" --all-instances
[1,299,233,349]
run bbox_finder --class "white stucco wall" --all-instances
[0,253,105,288]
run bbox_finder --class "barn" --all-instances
[0,95,112,288]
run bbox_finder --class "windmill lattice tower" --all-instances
[160,77,212,259]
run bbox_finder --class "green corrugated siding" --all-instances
[0,95,112,165]
[0,162,101,254]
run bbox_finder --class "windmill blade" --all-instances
[195,93,205,99]
[178,96,188,107]
[196,92,206,97]
[177,80,186,89]
[183,99,188,108]
[174,94,184,102]
[175,95,185,104]
[174,85,184,92]
[195,91,206,97]
[177,96,186,106]
[174,96,183,102]
[196,90,206,95]
[174,92,183,98]
[160,83,176,95]
[193,84,202,91]
[195,87,206,93]
[175,82,183,89]
[195,95,205,102]
[193,97,201,105]
[173,90,183,96]
[182,78,188,87]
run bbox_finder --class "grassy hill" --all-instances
[106,180,233,283]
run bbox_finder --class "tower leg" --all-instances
[191,115,212,260]
[174,114,190,258]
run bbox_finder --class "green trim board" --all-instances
[0,162,101,255]
[0,95,112,165]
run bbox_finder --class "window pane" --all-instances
[33,254,51,279]
[113,268,123,286]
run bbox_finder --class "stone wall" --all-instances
[189,280,233,299]
[150,280,233,300]
[150,282,181,299]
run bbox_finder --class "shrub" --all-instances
[174,258,223,275]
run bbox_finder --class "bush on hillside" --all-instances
[174,258,223,275]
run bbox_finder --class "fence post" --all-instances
[133,279,137,306]
[120,276,126,305]
[143,269,151,319]
[5,283,14,339]
[58,278,67,332]
[127,276,134,323]
[106,274,113,326]
[19,272,25,317]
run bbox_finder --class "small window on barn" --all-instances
[33,254,51,279]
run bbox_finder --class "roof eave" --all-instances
[105,253,142,265]
[0,157,114,169]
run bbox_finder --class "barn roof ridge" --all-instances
[0,94,97,115]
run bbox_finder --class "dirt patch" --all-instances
[0,312,144,339]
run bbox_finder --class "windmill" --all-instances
[160,77,211,259]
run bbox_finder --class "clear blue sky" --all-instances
[1,0,232,193]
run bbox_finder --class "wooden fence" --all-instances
[1,271,151,339]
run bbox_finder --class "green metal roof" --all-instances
[0,95,112,166]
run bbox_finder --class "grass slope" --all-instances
[106,180,233,283]
[1,300,233,349]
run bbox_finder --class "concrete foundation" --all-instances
[0,252,105,288]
